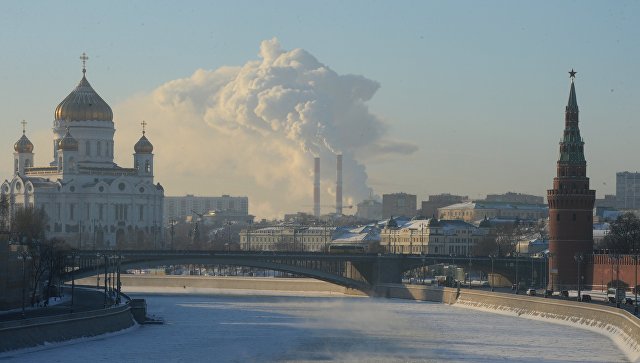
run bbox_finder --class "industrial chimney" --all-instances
[336,154,343,215]
[314,157,320,218]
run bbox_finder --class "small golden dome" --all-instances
[14,133,34,153]
[54,75,113,122]
[58,129,78,151]
[134,135,153,153]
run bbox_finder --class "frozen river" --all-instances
[1,291,627,362]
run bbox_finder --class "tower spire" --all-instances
[21,120,27,134]
[566,69,578,113]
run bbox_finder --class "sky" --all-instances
[0,1,638,219]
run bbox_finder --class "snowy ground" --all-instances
[0,289,627,363]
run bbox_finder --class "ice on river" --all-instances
[1,291,627,362]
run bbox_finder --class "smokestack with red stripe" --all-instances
[314,157,320,218]
[336,154,343,215]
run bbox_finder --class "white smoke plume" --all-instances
[115,38,416,219]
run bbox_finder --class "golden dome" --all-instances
[58,129,78,151]
[14,133,34,153]
[134,134,153,153]
[54,75,113,122]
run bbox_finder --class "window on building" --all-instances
[86,141,91,156]
[139,205,144,221]
[97,141,102,156]
[69,204,75,221]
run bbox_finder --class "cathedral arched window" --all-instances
[85,141,91,156]
[145,160,151,173]
[135,161,140,171]
[24,159,31,168]
[58,156,63,171]
[14,159,18,173]
[97,141,102,156]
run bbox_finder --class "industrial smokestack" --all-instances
[336,154,343,215]
[314,157,320,218]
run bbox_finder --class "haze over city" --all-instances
[1,1,638,219]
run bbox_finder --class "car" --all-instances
[580,294,591,302]
[527,288,536,296]
[560,290,569,298]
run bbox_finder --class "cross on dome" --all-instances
[80,52,89,74]
[21,120,27,134]
[141,120,147,135]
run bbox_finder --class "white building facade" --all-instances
[239,226,336,252]
[2,62,164,249]
[380,218,489,255]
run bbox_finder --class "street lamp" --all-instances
[68,252,78,313]
[574,253,584,301]
[634,254,639,315]
[169,219,176,251]
[514,242,519,294]
[490,254,495,292]
[17,251,32,318]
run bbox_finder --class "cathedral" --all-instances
[2,55,164,249]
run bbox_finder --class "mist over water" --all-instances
[2,293,626,362]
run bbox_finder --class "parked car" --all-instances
[580,294,591,302]
[527,288,536,296]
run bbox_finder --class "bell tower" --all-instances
[547,70,596,291]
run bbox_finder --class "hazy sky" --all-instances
[0,1,638,219]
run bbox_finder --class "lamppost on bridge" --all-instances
[574,253,584,301]
[17,251,32,319]
[420,223,425,255]
[168,219,176,251]
[514,241,520,294]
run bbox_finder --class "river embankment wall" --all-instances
[0,304,135,353]
[372,283,640,362]
[77,275,366,295]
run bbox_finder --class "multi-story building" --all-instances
[356,199,382,220]
[239,225,336,252]
[420,193,468,217]
[164,194,248,224]
[380,218,489,255]
[438,201,548,222]
[382,193,417,219]
[485,192,544,204]
[616,172,640,209]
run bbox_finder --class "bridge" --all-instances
[63,250,545,293]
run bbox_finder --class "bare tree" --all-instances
[600,212,640,253]
[11,205,47,244]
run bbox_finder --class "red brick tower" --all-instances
[547,70,596,291]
